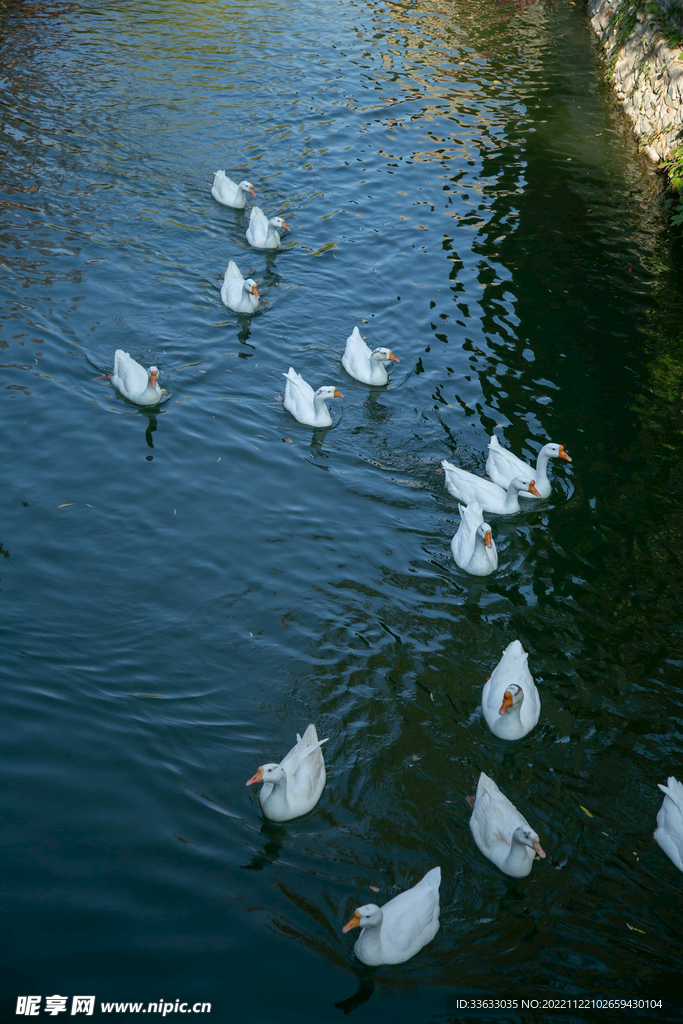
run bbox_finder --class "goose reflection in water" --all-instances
[363,388,391,425]
[240,819,287,872]
[144,412,157,449]
[334,970,375,1015]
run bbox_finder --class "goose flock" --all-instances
[105,170,683,969]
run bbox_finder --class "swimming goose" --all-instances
[211,170,256,209]
[220,261,259,314]
[341,326,399,385]
[283,368,342,427]
[441,460,540,514]
[486,435,571,499]
[481,640,540,740]
[111,350,162,406]
[246,724,328,822]
[654,776,683,872]
[246,206,289,249]
[467,772,546,877]
[342,866,441,966]
[450,501,498,576]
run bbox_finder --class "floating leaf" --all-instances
[282,438,293,442]
[580,805,593,818]
[369,885,379,892]
[216,457,221,462]
[626,923,646,934]
[57,503,73,508]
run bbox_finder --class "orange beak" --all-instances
[484,529,492,549]
[528,480,541,497]
[150,371,158,387]
[251,284,259,297]
[388,352,399,362]
[559,445,572,462]
[246,766,264,786]
[249,185,256,196]
[333,388,343,398]
[342,912,361,934]
[499,690,513,715]
[533,837,546,858]
[281,221,290,231]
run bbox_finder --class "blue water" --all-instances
[1,0,683,1021]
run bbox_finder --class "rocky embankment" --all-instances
[588,0,683,167]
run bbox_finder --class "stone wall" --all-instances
[588,0,683,166]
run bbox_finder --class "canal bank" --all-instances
[588,0,683,214]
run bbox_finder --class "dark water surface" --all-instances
[2,0,683,1021]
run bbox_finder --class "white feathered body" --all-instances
[257,724,328,822]
[283,368,335,427]
[341,327,395,385]
[441,460,534,515]
[246,206,283,249]
[654,776,683,872]
[450,501,498,576]
[487,436,570,499]
[211,170,253,209]
[220,261,259,314]
[481,640,540,740]
[469,773,542,878]
[111,350,162,406]
[352,867,441,966]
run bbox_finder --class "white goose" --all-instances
[283,368,342,428]
[342,867,440,966]
[450,501,498,576]
[654,776,683,872]
[211,170,255,209]
[341,326,399,385]
[220,261,259,314]
[486,435,572,499]
[441,460,540,515]
[246,724,328,822]
[246,206,289,249]
[482,640,540,740]
[467,772,546,878]
[111,350,162,406]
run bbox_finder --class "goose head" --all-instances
[243,279,259,299]
[238,180,256,197]
[543,442,571,462]
[246,762,285,786]
[371,347,399,365]
[499,683,523,715]
[342,904,383,932]
[510,476,540,497]
[148,366,159,388]
[476,522,493,549]
[512,825,546,858]
[315,385,343,402]
[269,216,290,232]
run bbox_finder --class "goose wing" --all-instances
[379,867,440,958]
[225,260,243,282]
[450,501,482,567]
[655,777,683,871]
[113,350,148,396]
[284,367,315,420]
[342,326,372,375]
[247,206,269,246]
[486,435,531,488]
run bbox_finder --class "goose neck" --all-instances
[534,449,551,487]
[505,833,532,875]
